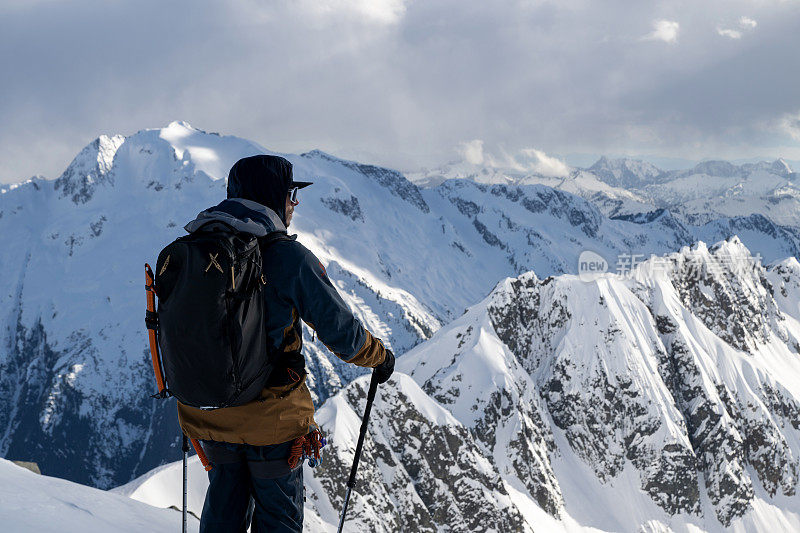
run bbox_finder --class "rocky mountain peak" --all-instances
[771,158,793,176]
[588,156,663,188]
[53,134,125,203]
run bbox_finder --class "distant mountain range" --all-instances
[409,154,800,229]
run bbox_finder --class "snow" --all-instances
[0,458,195,532]
[158,121,266,181]
[112,454,207,520]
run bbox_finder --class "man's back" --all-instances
[177,233,385,446]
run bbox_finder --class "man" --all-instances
[176,154,395,532]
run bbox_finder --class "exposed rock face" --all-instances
[486,271,704,518]
[54,135,125,204]
[320,194,364,222]
[306,374,528,532]
[10,461,41,474]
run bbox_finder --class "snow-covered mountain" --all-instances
[391,236,800,530]
[116,237,800,531]
[416,155,800,229]
[588,156,665,188]
[2,122,799,503]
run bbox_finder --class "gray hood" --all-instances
[184,198,286,237]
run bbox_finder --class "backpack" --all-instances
[149,221,281,409]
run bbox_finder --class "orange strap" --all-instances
[144,264,166,396]
[190,438,213,471]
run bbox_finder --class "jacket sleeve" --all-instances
[291,248,386,368]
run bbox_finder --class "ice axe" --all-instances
[337,370,380,533]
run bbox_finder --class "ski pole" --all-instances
[337,370,379,533]
[182,433,189,533]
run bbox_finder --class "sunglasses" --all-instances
[288,187,300,205]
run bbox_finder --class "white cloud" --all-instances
[298,0,406,24]
[717,28,742,39]
[644,19,679,43]
[717,15,757,39]
[780,111,800,141]
[739,16,757,29]
[457,141,569,177]
[518,148,571,177]
[458,140,485,165]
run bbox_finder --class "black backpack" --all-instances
[152,221,280,409]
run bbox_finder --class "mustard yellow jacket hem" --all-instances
[177,376,317,446]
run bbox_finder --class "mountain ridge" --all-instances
[411,153,800,230]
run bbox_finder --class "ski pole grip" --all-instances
[346,371,380,489]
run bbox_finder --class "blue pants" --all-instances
[199,439,303,533]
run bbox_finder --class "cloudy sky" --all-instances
[1,0,799,183]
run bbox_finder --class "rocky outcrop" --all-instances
[54,135,124,204]
[306,374,527,532]
[320,194,364,222]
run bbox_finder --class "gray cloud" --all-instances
[1,0,799,183]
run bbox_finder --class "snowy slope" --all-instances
[112,453,207,522]
[396,236,800,531]
[0,458,196,532]
[2,122,800,494]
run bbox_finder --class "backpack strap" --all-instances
[259,231,295,248]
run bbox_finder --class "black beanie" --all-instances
[227,155,293,224]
